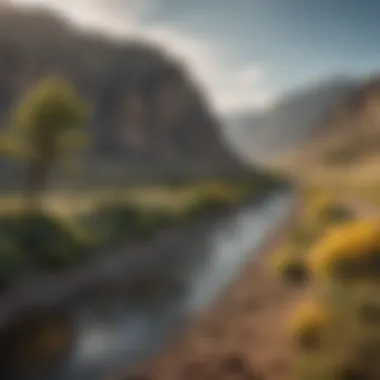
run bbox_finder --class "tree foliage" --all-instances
[1,76,89,207]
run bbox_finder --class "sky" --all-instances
[8,0,380,115]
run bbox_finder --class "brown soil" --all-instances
[114,210,306,380]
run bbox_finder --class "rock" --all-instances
[0,6,260,187]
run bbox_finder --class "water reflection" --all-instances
[41,191,292,380]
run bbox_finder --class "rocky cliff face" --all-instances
[0,6,251,186]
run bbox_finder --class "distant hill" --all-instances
[260,75,380,188]
[0,5,261,187]
[286,76,380,166]
[224,77,357,163]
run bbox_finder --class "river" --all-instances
[17,190,293,380]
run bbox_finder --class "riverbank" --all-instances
[0,189,290,379]
[114,196,304,380]
[0,177,283,292]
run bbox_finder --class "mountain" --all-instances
[224,77,357,163]
[254,75,380,189]
[285,76,380,168]
[0,5,258,187]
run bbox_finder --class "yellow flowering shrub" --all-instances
[288,300,330,352]
[286,189,380,379]
[308,220,380,281]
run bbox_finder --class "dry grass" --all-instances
[0,180,251,218]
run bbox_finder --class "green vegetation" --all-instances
[268,185,353,285]
[1,76,89,209]
[270,185,380,380]
[0,11,287,377]
[0,174,280,376]
[0,177,276,288]
[0,211,89,284]
[0,76,281,288]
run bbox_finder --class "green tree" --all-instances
[1,76,89,208]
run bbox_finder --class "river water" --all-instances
[30,190,293,380]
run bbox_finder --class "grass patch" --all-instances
[0,177,280,287]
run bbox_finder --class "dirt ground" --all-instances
[112,209,306,380]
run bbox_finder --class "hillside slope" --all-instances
[224,77,356,163]
[270,76,380,187]
[0,5,255,186]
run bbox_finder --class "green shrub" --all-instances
[86,202,184,244]
[0,234,31,286]
[0,211,87,275]
[139,209,184,236]
[88,202,143,243]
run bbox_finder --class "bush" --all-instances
[0,211,87,273]
[0,234,31,287]
[88,202,144,243]
[139,209,184,235]
[289,191,380,380]
[308,220,380,282]
[289,300,329,352]
[88,201,192,244]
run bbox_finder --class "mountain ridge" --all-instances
[224,76,358,164]
[0,5,258,187]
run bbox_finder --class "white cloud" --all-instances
[10,0,275,114]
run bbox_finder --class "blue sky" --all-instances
[10,0,380,114]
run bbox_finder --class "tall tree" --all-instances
[1,76,89,208]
